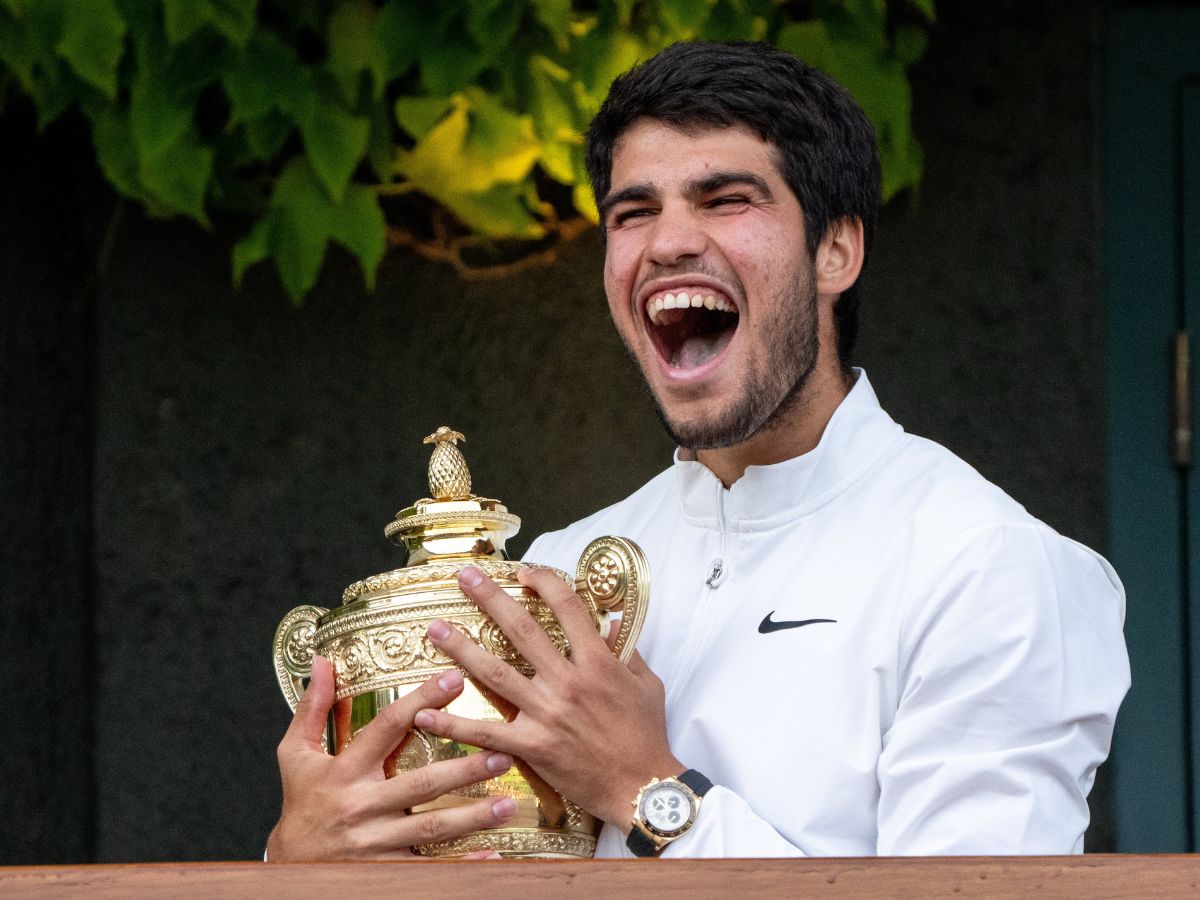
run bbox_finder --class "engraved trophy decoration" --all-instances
[272,427,650,858]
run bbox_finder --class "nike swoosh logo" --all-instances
[758,611,838,634]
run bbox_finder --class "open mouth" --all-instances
[645,289,739,370]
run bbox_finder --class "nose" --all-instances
[645,203,707,266]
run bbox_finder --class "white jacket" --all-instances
[525,372,1129,857]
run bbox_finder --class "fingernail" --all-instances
[484,850,502,859]
[492,797,517,818]
[437,669,463,691]
[414,710,435,728]
[427,619,450,641]
[458,566,483,587]
[486,752,513,774]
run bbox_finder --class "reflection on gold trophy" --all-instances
[272,427,650,858]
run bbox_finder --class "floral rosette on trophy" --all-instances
[271,427,649,858]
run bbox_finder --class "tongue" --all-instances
[673,330,729,369]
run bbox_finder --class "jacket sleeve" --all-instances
[875,523,1129,854]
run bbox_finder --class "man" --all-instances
[268,41,1129,860]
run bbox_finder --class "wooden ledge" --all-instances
[1,855,1197,898]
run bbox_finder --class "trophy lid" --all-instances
[382,426,520,568]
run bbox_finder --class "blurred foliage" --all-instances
[0,0,934,301]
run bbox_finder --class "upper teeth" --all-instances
[647,290,734,324]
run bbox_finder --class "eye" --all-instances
[706,193,751,210]
[610,206,657,227]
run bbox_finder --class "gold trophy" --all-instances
[271,427,649,858]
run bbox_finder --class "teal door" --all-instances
[1105,5,1200,852]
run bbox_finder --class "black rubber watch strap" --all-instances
[626,824,661,858]
[678,769,713,797]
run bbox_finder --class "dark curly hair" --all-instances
[585,41,881,368]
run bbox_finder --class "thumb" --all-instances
[283,654,334,752]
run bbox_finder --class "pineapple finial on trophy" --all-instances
[423,426,471,500]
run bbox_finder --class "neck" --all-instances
[694,357,852,489]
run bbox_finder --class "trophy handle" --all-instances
[575,536,650,665]
[272,604,329,711]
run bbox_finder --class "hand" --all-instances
[413,566,683,831]
[267,655,517,861]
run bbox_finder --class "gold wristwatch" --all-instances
[626,769,713,857]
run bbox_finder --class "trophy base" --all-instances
[414,827,598,859]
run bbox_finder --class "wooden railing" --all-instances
[1,855,1198,898]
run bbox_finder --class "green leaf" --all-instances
[327,0,388,102]
[140,132,214,223]
[893,24,928,67]
[465,0,520,51]
[909,0,936,23]
[162,0,256,47]
[572,26,645,118]
[531,0,571,44]
[161,0,209,44]
[374,0,425,80]
[656,0,716,38]
[527,54,578,183]
[235,158,386,302]
[777,19,921,200]
[55,0,126,98]
[704,1,768,42]
[0,8,37,90]
[232,215,273,285]
[438,182,544,239]
[417,28,488,96]
[298,84,370,201]
[91,107,146,201]
[242,112,293,159]
[224,32,311,122]
[396,90,540,195]
[393,94,454,139]
[129,62,194,158]
[366,98,395,181]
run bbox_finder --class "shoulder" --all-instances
[523,466,677,571]
[862,431,1124,616]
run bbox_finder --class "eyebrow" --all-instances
[598,170,775,221]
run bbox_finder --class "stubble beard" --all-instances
[640,265,820,451]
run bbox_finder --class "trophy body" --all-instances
[272,428,649,858]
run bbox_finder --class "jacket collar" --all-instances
[674,370,904,532]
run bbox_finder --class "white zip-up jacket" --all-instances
[525,371,1130,857]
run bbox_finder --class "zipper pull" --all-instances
[706,558,726,588]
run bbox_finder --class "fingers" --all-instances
[519,567,610,661]
[384,749,515,809]
[426,616,536,708]
[414,707,513,757]
[395,796,519,851]
[458,566,566,675]
[339,670,466,777]
[283,655,335,753]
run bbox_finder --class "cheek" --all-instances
[603,244,637,318]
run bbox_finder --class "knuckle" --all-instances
[482,656,511,687]
[377,699,414,732]
[511,614,541,644]
[418,810,449,843]
[405,765,438,799]
[331,795,366,830]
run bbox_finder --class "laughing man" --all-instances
[268,41,1129,860]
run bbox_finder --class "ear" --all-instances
[814,217,865,297]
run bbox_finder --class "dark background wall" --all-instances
[1,1,1117,861]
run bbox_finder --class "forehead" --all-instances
[609,118,786,190]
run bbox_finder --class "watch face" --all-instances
[642,782,694,836]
